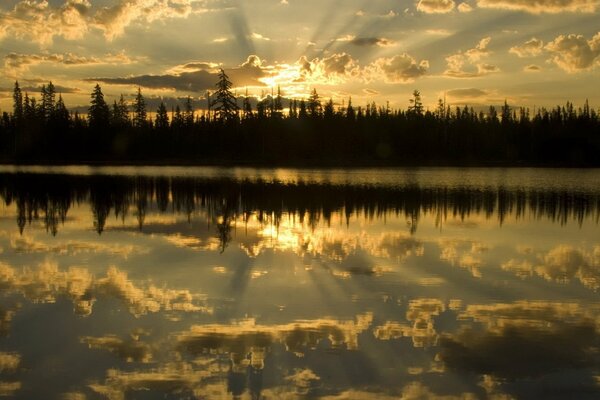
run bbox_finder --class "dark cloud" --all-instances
[447,88,488,98]
[350,37,394,47]
[86,58,268,92]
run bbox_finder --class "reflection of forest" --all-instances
[1,173,598,243]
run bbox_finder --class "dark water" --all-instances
[0,166,599,399]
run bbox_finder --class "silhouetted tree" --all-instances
[12,81,23,124]
[133,87,147,128]
[155,102,169,130]
[88,84,110,130]
[212,69,238,122]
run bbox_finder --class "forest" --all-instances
[1,69,599,166]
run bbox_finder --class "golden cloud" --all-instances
[417,0,456,13]
[477,0,598,13]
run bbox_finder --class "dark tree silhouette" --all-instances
[133,87,147,128]
[88,84,110,130]
[155,102,169,130]
[212,69,239,122]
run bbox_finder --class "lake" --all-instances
[0,166,599,399]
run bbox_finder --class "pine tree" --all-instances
[242,89,253,119]
[184,96,194,127]
[133,87,147,128]
[273,86,283,118]
[308,89,321,117]
[409,90,423,115]
[324,98,334,119]
[346,97,355,120]
[88,84,110,129]
[212,68,239,122]
[110,94,129,128]
[155,102,169,130]
[13,81,23,124]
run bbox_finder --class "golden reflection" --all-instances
[9,233,148,258]
[0,352,19,372]
[177,313,373,369]
[89,362,209,400]
[374,298,445,348]
[81,334,152,363]
[0,381,21,397]
[438,239,490,277]
[440,301,600,380]
[0,261,211,320]
[502,244,600,289]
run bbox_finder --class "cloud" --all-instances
[509,37,544,57]
[295,53,360,84]
[444,37,500,78]
[476,0,598,13]
[0,0,223,45]
[350,37,396,47]
[0,0,90,46]
[457,2,473,11]
[88,55,269,92]
[369,53,429,83]
[92,0,212,40]
[417,0,456,13]
[447,88,489,98]
[3,51,140,73]
[545,32,600,72]
[524,64,541,72]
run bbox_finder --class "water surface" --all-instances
[0,167,599,399]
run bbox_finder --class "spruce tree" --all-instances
[88,84,110,130]
[212,68,239,122]
[155,102,169,130]
[13,81,23,124]
[133,87,147,128]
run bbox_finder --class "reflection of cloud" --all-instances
[90,362,209,399]
[10,234,148,258]
[0,261,211,319]
[285,368,321,395]
[503,245,600,289]
[439,239,489,277]
[0,381,21,397]
[177,313,373,368]
[477,0,598,13]
[0,352,20,372]
[81,334,152,363]
[164,234,221,252]
[374,298,445,347]
[441,301,600,380]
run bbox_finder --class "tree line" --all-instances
[1,70,599,166]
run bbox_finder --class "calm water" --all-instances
[0,166,599,399]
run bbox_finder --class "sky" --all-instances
[0,0,599,112]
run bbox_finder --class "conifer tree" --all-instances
[133,87,147,128]
[243,88,253,119]
[308,89,321,117]
[212,68,238,122]
[13,81,23,124]
[88,84,110,129]
[184,96,194,127]
[155,102,169,130]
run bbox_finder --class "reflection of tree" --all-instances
[1,173,599,236]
